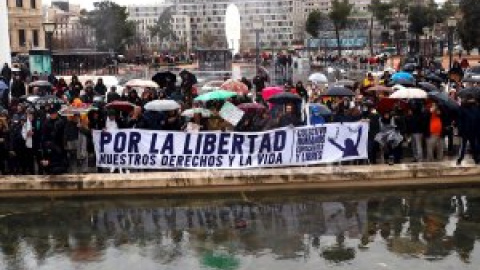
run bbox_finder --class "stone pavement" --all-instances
[0,161,478,198]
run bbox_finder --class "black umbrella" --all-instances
[425,73,444,83]
[29,80,52,88]
[457,87,480,98]
[402,63,417,72]
[268,92,302,104]
[323,86,355,97]
[428,92,459,111]
[418,82,440,93]
[462,77,480,83]
[179,69,198,85]
[152,71,177,87]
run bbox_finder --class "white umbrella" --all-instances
[26,95,40,103]
[144,99,180,112]
[125,79,158,88]
[308,73,328,84]
[390,85,427,99]
[181,108,212,117]
[199,80,224,94]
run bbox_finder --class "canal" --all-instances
[0,188,479,270]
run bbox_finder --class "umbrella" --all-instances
[428,92,459,111]
[194,90,237,101]
[125,79,158,88]
[390,86,427,99]
[418,82,440,93]
[237,102,266,113]
[181,108,212,117]
[309,73,328,84]
[29,80,52,88]
[376,98,409,114]
[105,101,135,113]
[152,71,177,87]
[334,79,356,87]
[179,69,197,84]
[323,86,355,97]
[33,95,66,106]
[366,85,393,93]
[220,79,249,95]
[402,63,417,72]
[425,73,444,83]
[200,80,224,93]
[26,95,40,103]
[388,78,416,87]
[309,103,332,115]
[457,87,480,98]
[144,99,180,112]
[392,72,415,82]
[262,86,283,101]
[59,104,97,116]
[462,77,480,83]
[268,92,302,104]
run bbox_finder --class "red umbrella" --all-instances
[376,98,409,114]
[237,102,266,113]
[261,86,283,101]
[220,79,249,95]
[105,101,135,113]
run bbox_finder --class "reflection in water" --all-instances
[0,189,480,269]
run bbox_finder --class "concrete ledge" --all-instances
[0,162,479,198]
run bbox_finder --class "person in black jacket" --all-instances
[8,114,24,174]
[10,75,25,99]
[40,141,67,174]
[106,86,120,103]
[94,78,107,96]
[457,99,480,165]
[296,81,309,102]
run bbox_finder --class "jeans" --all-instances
[411,133,424,161]
[426,135,444,162]
[458,136,479,164]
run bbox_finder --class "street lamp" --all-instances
[423,27,430,60]
[447,17,457,70]
[252,18,264,76]
[43,21,56,53]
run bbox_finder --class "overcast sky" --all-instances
[44,0,445,11]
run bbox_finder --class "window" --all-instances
[16,0,23,8]
[30,0,35,8]
[32,29,39,47]
[18,29,26,47]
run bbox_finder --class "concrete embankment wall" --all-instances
[0,162,479,198]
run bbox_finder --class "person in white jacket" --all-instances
[21,110,35,174]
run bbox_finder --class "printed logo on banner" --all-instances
[328,126,363,158]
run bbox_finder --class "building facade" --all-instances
[168,0,295,51]
[45,1,95,50]
[7,0,45,55]
[127,4,192,54]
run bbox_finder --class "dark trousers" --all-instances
[368,140,379,164]
[458,136,479,164]
[20,148,36,175]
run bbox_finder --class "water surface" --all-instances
[1,188,480,270]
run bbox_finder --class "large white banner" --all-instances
[93,122,369,169]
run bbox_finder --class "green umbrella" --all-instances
[194,90,237,102]
[201,251,240,270]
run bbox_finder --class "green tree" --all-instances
[82,1,136,53]
[148,7,177,50]
[437,0,458,23]
[458,0,480,53]
[390,0,409,55]
[329,0,353,57]
[368,0,393,55]
[305,10,324,38]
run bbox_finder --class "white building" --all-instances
[127,4,192,53]
[168,0,295,51]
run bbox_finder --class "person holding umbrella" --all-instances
[277,104,302,128]
[457,98,480,165]
[425,102,445,162]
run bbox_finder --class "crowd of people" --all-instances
[0,56,479,175]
